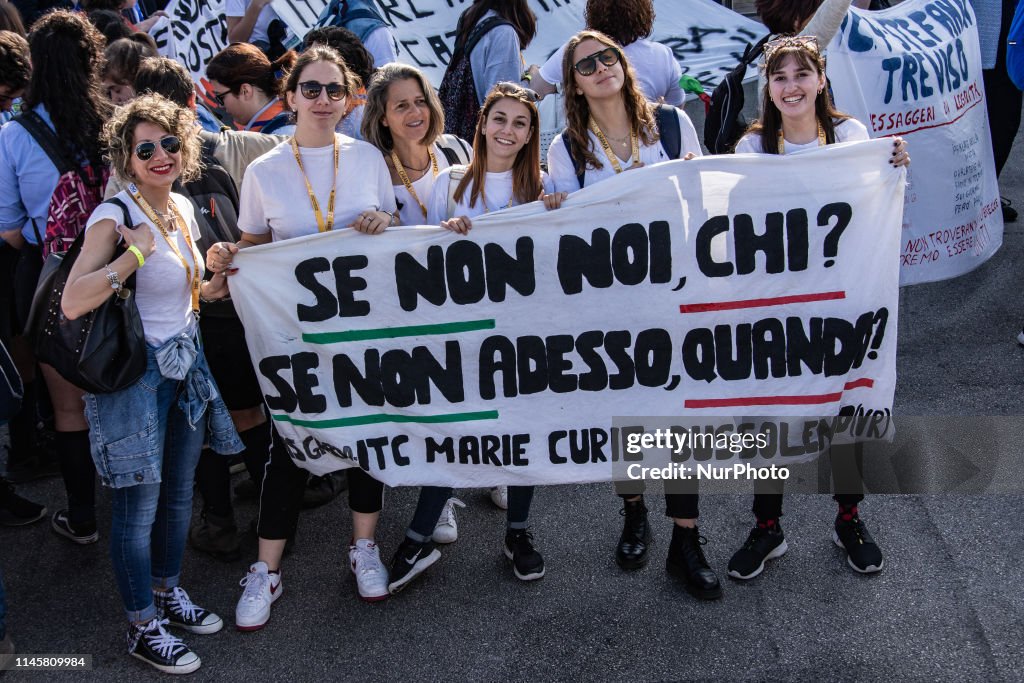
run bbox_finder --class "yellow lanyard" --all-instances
[590,118,639,173]
[778,121,827,154]
[291,136,339,232]
[391,147,438,220]
[128,184,201,313]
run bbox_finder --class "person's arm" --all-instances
[546,133,583,194]
[227,0,273,44]
[802,0,854,46]
[62,218,155,320]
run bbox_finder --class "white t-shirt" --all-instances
[393,138,472,225]
[547,108,703,193]
[85,191,203,346]
[539,39,685,106]
[426,168,554,224]
[363,26,399,67]
[225,0,281,46]
[734,118,870,155]
[238,134,397,242]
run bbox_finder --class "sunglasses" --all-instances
[211,89,234,107]
[573,47,621,77]
[134,135,181,161]
[298,81,345,101]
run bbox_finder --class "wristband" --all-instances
[127,245,145,267]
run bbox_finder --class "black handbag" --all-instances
[27,198,147,394]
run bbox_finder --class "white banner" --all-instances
[155,0,764,93]
[826,0,1003,285]
[228,141,904,486]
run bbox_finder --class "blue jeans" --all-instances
[107,357,207,622]
[407,485,536,541]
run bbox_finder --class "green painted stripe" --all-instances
[271,410,499,428]
[302,319,496,344]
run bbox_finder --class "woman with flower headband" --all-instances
[384,82,562,592]
[206,45,399,623]
[728,35,908,582]
[546,29,719,602]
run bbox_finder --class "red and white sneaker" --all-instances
[235,561,282,631]
[348,539,389,602]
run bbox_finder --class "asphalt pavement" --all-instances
[2,107,1023,682]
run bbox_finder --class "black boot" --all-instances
[666,525,722,600]
[615,497,652,569]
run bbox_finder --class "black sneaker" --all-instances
[127,618,201,675]
[834,516,884,574]
[154,586,224,635]
[302,471,347,509]
[666,526,722,600]
[387,537,441,594]
[728,526,788,580]
[188,512,241,562]
[615,498,652,570]
[50,509,98,544]
[504,529,545,581]
[0,479,47,526]
[1002,196,1018,223]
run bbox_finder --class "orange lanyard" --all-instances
[391,147,438,220]
[778,121,827,154]
[291,136,339,232]
[590,118,639,173]
[128,184,201,313]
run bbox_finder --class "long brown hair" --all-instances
[455,0,536,50]
[454,82,542,210]
[561,30,657,176]
[746,38,850,155]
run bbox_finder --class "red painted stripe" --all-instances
[873,95,981,137]
[679,291,845,313]
[684,378,875,409]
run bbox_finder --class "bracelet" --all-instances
[103,265,122,293]
[383,210,397,227]
[127,245,145,267]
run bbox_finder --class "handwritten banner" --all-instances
[826,0,1003,285]
[228,141,904,486]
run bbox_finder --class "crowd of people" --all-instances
[0,0,1016,675]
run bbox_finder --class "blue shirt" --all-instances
[0,105,60,245]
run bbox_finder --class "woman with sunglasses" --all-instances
[547,31,702,194]
[547,30,720,601]
[382,83,562,592]
[727,36,907,582]
[206,42,297,134]
[206,45,398,624]
[60,94,239,675]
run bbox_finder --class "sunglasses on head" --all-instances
[298,81,345,101]
[134,135,181,161]
[573,46,621,77]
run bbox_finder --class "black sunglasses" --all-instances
[134,135,181,161]
[211,88,234,107]
[573,47,621,77]
[298,81,345,101]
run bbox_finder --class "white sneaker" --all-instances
[1017,327,1024,346]
[432,497,466,544]
[490,486,508,510]
[348,539,389,602]
[235,561,282,632]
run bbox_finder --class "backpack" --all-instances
[13,110,109,259]
[561,103,682,189]
[1008,0,1024,90]
[445,164,469,219]
[703,34,770,154]
[315,0,389,44]
[438,15,512,143]
[435,133,472,166]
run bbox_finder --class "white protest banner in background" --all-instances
[228,141,904,487]
[826,0,1003,286]
[271,0,764,90]
[149,0,229,85]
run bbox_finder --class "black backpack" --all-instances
[704,34,770,154]
[561,103,682,189]
[438,15,512,143]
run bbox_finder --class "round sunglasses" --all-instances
[298,81,345,101]
[134,135,181,161]
[573,47,621,77]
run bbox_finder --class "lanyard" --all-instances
[128,184,201,313]
[291,136,339,232]
[778,121,827,154]
[391,147,438,220]
[589,117,639,173]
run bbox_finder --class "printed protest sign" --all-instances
[826,0,1003,285]
[228,141,904,487]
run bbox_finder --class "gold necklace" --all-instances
[391,147,438,220]
[128,183,201,313]
[778,121,827,154]
[589,117,639,173]
[291,136,339,232]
